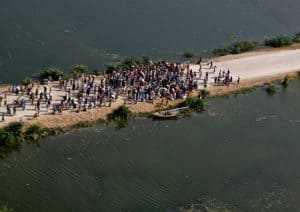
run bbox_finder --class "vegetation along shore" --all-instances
[1,33,300,152]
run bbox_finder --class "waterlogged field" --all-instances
[0,80,300,211]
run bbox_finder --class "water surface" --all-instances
[0,81,300,211]
[1,0,300,82]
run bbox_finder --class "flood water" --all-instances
[1,0,300,82]
[0,81,300,211]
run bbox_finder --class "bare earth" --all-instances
[1,46,300,129]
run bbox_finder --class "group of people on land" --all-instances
[0,58,240,121]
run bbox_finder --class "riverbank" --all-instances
[1,45,300,130]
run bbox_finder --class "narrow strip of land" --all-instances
[1,46,300,129]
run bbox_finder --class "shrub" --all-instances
[264,35,293,48]
[183,52,195,59]
[200,89,210,99]
[212,45,230,56]
[6,122,23,139]
[25,124,43,142]
[183,97,206,113]
[71,64,88,76]
[230,40,257,54]
[282,75,289,87]
[109,106,133,121]
[266,84,276,95]
[121,57,140,69]
[293,32,300,43]
[39,67,64,81]
[22,77,33,87]
[0,122,23,146]
[105,65,117,74]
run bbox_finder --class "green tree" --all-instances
[22,77,33,87]
[71,64,88,76]
[39,67,64,81]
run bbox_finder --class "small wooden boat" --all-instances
[152,107,189,119]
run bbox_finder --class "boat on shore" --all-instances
[152,107,189,119]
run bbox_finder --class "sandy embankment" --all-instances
[1,45,300,129]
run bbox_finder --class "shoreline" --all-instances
[1,46,300,131]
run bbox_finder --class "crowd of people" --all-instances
[0,59,240,121]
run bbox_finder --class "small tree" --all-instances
[39,67,64,81]
[22,77,33,87]
[71,64,88,77]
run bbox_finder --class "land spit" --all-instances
[1,45,300,130]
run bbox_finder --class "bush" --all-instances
[293,32,300,43]
[183,52,195,59]
[230,40,257,54]
[183,97,206,113]
[5,122,23,139]
[121,57,140,69]
[212,45,231,56]
[109,106,133,121]
[266,84,276,95]
[282,75,289,87]
[39,67,65,81]
[212,40,257,56]
[0,122,23,147]
[22,77,33,87]
[71,64,88,76]
[264,35,293,48]
[25,124,43,142]
[200,89,210,99]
